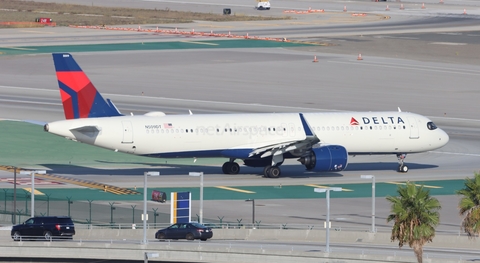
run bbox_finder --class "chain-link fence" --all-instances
[0,190,171,225]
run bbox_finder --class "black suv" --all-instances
[11,216,75,241]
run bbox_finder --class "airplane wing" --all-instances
[222,113,320,159]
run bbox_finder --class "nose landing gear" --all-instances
[397,153,408,173]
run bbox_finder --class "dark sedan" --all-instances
[155,223,213,241]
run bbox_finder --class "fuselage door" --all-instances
[122,121,134,144]
[407,117,419,139]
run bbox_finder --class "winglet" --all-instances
[299,113,314,137]
[52,53,122,119]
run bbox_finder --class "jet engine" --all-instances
[298,145,348,172]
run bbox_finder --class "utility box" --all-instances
[223,8,231,15]
[35,18,53,24]
[152,190,167,203]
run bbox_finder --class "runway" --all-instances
[0,0,479,261]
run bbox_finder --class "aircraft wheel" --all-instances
[223,162,240,174]
[269,166,281,178]
[397,164,409,173]
[263,166,272,177]
[222,162,230,174]
[228,162,240,174]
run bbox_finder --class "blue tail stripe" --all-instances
[89,93,123,118]
[53,53,82,72]
[58,81,80,119]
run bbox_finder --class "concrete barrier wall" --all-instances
[0,239,458,263]
[0,228,475,262]
[74,228,480,250]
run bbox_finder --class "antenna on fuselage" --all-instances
[398,107,402,112]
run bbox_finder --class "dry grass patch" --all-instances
[0,0,290,27]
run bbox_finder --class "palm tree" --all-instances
[386,181,441,263]
[456,172,480,238]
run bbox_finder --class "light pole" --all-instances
[143,171,159,244]
[20,170,46,217]
[245,199,255,227]
[189,172,204,224]
[361,175,376,233]
[314,187,342,253]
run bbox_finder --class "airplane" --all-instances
[44,53,449,178]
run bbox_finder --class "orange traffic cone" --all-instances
[313,55,318,62]
[343,5,347,12]
[463,8,467,15]
[439,0,444,4]
[386,5,390,11]
[400,4,404,10]
[357,53,363,60]
[421,3,426,9]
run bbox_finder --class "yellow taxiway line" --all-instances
[216,186,255,194]
[23,188,45,195]
[386,182,443,189]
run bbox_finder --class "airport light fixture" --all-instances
[20,170,46,217]
[143,171,159,244]
[360,175,376,233]
[314,187,342,253]
[189,172,204,224]
[245,199,255,227]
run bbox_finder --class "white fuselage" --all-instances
[45,111,449,158]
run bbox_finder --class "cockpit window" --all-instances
[427,122,437,130]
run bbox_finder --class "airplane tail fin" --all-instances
[52,53,122,119]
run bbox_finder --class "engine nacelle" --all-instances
[298,145,348,172]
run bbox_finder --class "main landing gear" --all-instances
[222,158,283,178]
[397,153,408,173]
[263,166,281,178]
[222,159,240,175]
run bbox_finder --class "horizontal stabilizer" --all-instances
[70,125,101,134]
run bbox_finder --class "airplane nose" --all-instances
[439,129,449,146]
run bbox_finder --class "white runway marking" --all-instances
[430,151,480,157]
[430,42,467,46]
[329,60,480,76]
